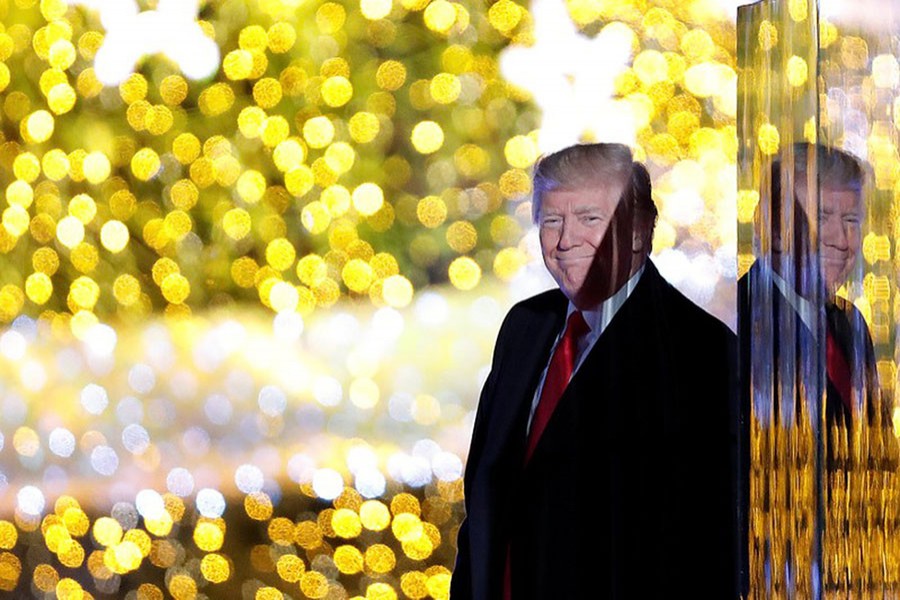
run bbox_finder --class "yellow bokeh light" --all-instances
[55,578,83,600]
[342,259,376,293]
[424,0,456,32]
[322,76,354,107]
[81,152,110,186]
[25,110,55,142]
[416,196,446,228]
[269,281,299,313]
[303,116,335,148]
[504,135,539,169]
[757,123,780,155]
[332,508,363,538]
[446,220,477,252]
[2,205,29,237]
[261,115,290,147]
[253,77,283,109]
[13,154,39,183]
[132,148,161,181]
[758,20,778,51]
[391,513,424,542]
[448,256,481,290]
[56,215,85,249]
[362,0,393,19]
[411,121,444,154]
[237,170,267,204]
[353,183,385,216]
[364,544,397,574]
[302,201,332,234]
[172,133,201,164]
[376,61,406,91]
[42,149,70,180]
[299,571,329,599]
[324,143,356,175]
[349,111,381,143]
[273,138,306,172]
[493,247,527,280]
[201,553,231,583]
[161,273,190,304]
[267,22,296,53]
[266,238,297,271]
[223,208,252,240]
[100,220,129,253]
[786,55,808,87]
[382,275,414,308]
[92,518,123,548]
[322,185,352,217]
[68,194,96,224]
[193,521,224,552]
[430,73,461,104]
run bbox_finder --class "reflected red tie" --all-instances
[524,310,589,464]
[826,324,853,414]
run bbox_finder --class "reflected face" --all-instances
[819,188,862,292]
[793,184,863,292]
[539,185,639,309]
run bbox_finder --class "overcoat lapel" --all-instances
[474,294,567,477]
[522,265,662,467]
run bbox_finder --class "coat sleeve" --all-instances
[450,307,517,599]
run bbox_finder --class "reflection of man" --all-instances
[737,143,884,595]
[739,143,879,429]
[451,143,737,599]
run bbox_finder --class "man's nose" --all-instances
[822,214,849,249]
[557,219,578,249]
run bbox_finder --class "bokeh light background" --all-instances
[0,0,745,597]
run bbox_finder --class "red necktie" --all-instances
[524,311,589,464]
[826,325,853,415]
[504,311,589,599]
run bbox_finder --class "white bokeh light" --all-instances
[48,428,76,458]
[17,485,45,516]
[81,383,109,415]
[0,330,26,360]
[311,468,344,500]
[235,464,265,494]
[166,468,195,497]
[135,489,166,520]
[71,0,220,85]
[196,488,226,518]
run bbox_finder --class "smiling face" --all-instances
[539,183,646,309]
[793,183,863,293]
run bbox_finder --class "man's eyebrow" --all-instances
[572,206,607,215]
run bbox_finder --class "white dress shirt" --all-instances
[525,264,646,433]
[771,270,817,340]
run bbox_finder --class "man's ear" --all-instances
[631,214,650,254]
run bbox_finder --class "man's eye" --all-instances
[541,218,562,227]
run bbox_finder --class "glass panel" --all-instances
[738,0,900,597]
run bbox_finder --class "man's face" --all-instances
[819,187,862,291]
[539,184,640,309]
[794,184,863,292]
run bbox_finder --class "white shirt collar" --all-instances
[771,269,817,338]
[567,262,646,339]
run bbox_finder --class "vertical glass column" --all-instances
[738,1,825,597]
[738,1,900,597]
[816,2,900,596]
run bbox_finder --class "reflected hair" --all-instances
[531,143,658,232]
[772,143,865,203]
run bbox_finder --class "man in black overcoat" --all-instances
[452,143,738,599]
